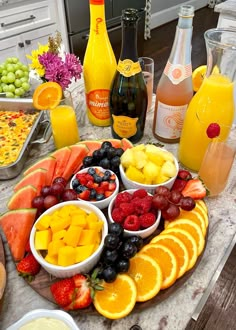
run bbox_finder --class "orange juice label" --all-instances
[86,89,110,120]
[112,115,138,138]
[90,0,104,5]
[164,61,192,85]
[117,59,141,77]
[154,101,188,139]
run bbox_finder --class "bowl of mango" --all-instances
[119,144,179,194]
[30,201,108,278]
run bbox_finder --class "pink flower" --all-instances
[65,53,82,80]
[45,63,71,90]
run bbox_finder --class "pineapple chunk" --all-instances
[125,165,145,183]
[142,161,161,184]
[75,245,95,263]
[145,144,165,166]
[35,229,52,250]
[133,150,147,169]
[132,144,145,151]
[58,246,76,266]
[120,148,135,168]
[161,160,177,178]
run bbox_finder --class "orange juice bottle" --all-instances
[83,0,117,127]
[152,5,194,143]
[178,28,236,172]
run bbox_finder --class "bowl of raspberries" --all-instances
[108,189,161,239]
[70,167,119,210]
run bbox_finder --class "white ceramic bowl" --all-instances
[30,200,108,278]
[119,150,179,195]
[6,309,80,330]
[108,189,161,239]
[70,166,119,210]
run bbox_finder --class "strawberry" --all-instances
[123,215,141,231]
[108,182,116,191]
[17,253,41,281]
[78,189,90,201]
[50,278,76,307]
[104,190,114,198]
[171,178,187,192]
[24,240,31,254]
[177,169,192,181]
[206,123,220,138]
[182,178,207,199]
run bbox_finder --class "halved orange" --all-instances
[192,65,207,92]
[166,218,205,256]
[161,228,198,271]
[141,243,178,289]
[127,253,163,302]
[93,274,137,319]
[175,209,207,237]
[150,234,189,279]
[33,82,63,110]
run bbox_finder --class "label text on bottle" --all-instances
[112,115,138,138]
[86,89,110,120]
[164,61,192,85]
[117,59,141,77]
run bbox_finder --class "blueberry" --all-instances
[116,258,130,273]
[96,193,105,201]
[107,147,117,160]
[108,223,124,237]
[104,234,120,250]
[92,149,101,160]
[102,249,119,264]
[110,156,120,168]
[83,156,93,167]
[90,188,97,199]
[126,236,144,251]
[94,174,102,183]
[75,184,87,193]
[115,148,124,157]
[88,167,96,175]
[101,141,112,150]
[98,158,110,169]
[102,265,117,283]
[121,241,137,259]
[72,178,79,189]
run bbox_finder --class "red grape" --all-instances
[169,190,183,205]
[154,186,171,198]
[51,182,65,197]
[161,203,180,220]
[41,185,52,197]
[53,177,67,187]
[43,195,58,209]
[152,194,169,210]
[180,196,196,211]
[62,189,77,201]
[32,196,45,210]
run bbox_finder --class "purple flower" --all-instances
[38,52,62,68]
[65,53,82,80]
[44,63,71,90]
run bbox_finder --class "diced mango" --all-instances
[78,229,97,246]
[52,229,66,241]
[35,215,51,231]
[35,229,52,250]
[58,246,76,266]
[86,212,98,223]
[93,231,102,244]
[87,220,103,232]
[50,216,71,233]
[45,254,58,265]
[58,205,73,218]
[48,240,65,257]
[63,225,82,247]
[75,244,95,263]
[71,214,87,228]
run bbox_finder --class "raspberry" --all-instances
[115,192,132,207]
[206,123,220,138]
[132,189,148,199]
[132,196,152,215]
[123,215,141,231]
[119,202,135,217]
[111,208,125,223]
[139,213,156,228]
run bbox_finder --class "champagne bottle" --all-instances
[83,0,117,127]
[152,5,194,143]
[109,8,148,143]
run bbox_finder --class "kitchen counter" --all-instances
[0,80,236,330]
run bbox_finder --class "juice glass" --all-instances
[50,92,80,149]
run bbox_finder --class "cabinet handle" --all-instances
[25,40,31,45]
[18,42,24,48]
[1,15,36,28]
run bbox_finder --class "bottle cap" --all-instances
[179,5,194,18]
[122,8,139,22]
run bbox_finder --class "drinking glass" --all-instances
[139,57,154,111]
[50,91,80,149]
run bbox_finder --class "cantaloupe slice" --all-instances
[51,147,72,180]
[7,185,37,210]
[121,138,133,151]
[14,168,47,195]
[0,262,6,300]
[0,208,37,261]
[63,144,89,180]
[78,140,102,156]
[100,138,122,148]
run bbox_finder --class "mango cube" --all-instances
[87,220,103,231]
[48,240,65,257]
[59,205,73,218]
[71,214,87,228]
[86,212,98,223]
[52,229,66,241]
[63,225,82,247]
[50,216,71,233]
[58,246,76,266]
[35,229,52,250]
[75,244,95,263]
[35,215,51,231]
[45,254,58,265]
[78,229,97,246]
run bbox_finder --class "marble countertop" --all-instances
[0,81,236,330]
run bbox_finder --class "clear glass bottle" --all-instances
[83,0,117,127]
[109,8,148,143]
[153,5,194,143]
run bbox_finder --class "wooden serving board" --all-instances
[0,234,5,266]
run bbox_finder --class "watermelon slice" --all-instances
[23,156,56,179]
[0,208,37,261]
[121,138,133,150]
[14,168,47,195]
[51,147,72,180]
[63,144,89,181]
[100,138,122,148]
[78,140,102,156]
[8,185,37,210]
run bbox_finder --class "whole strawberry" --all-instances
[50,278,76,307]
[17,253,41,281]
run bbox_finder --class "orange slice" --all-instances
[161,228,198,271]
[141,243,178,289]
[194,202,209,229]
[175,209,207,237]
[150,234,189,279]
[166,218,205,256]
[192,65,207,92]
[93,274,137,319]
[127,253,163,302]
[0,262,6,300]
[196,199,208,214]
[33,82,63,110]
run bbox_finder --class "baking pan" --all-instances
[0,97,51,180]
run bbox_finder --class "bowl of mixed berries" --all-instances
[70,167,119,210]
[108,189,161,239]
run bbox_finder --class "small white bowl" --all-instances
[6,309,80,330]
[30,200,108,278]
[70,166,119,210]
[119,151,179,195]
[108,189,161,239]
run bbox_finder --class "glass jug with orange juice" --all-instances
[178,28,236,172]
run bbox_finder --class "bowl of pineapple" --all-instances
[30,200,108,278]
[119,144,179,194]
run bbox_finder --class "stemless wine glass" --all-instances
[139,57,154,112]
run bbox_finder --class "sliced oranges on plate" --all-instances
[33,81,63,110]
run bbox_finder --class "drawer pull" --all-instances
[18,42,24,48]
[1,14,36,28]
[25,40,31,45]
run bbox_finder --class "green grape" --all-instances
[14,79,22,88]
[0,86,2,93]
[0,65,5,73]
[5,92,14,98]
[2,70,7,76]
[6,64,15,72]
[22,82,30,91]
[11,57,19,64]
[8,84,15,93]
[15,69,24,78]
[20,77,28,83]
[2,85,9,92]
[7,72,15,83]
[1,76,8,84]
[21,64,29,72]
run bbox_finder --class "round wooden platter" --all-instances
[22,220,207,315]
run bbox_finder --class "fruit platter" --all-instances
[0,138,209,320]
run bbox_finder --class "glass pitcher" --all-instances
[178,28,236,172]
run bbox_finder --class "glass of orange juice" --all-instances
[50,91,80,149]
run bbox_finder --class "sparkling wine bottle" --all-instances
[109,8,148,143]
